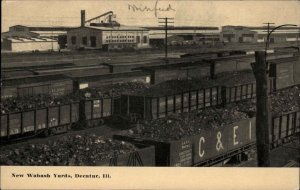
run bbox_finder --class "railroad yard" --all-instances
[1,43,300,167]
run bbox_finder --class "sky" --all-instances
[2,0,300,32]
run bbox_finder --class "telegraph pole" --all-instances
[251,51,270,167]
[159,17,174,64]
[263,22,275,48]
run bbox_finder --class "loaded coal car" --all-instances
[67,72,152,127]
[215,71,257,104]
[72,82,150,128]
[118,71,261,123]
[225,85,300,149]
[0,133,155,166]
[1,74,73,99]
[266,86,300,148]
[1,95,79,141]
[215,70,273,104]
[118,79,222,122]
[114,106,256,166]
[271,110,300,148]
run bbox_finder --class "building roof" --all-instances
[28,26,76,31]
[10,25,76,31]
[85,25,149,31]
[146,26,219,30]
[1,31,40,37]
[248,26,299,30]
[33,31,68,35]
[4,37,57,43]
[221,25,299,34]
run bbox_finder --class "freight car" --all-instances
[117,71,258,122]
[204,52,294,79]
[135,61,211,84]
[33,64,111,76]
[0,81,149,141]
[271,111,300,148]
[269,56,300,91]
[118,85,222,121]
[77,97,115,127]
[1,101,79,140]
[1,74,73,99]
[1,63,76,78]
[133,52,295,84]
[114,107,257,166]
[1,70,151,99]
[2,64,112,80]
[68,71,151,90]
[114,109,300,166]
[103,59,164,73]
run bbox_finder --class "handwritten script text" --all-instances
[128,0,175,17]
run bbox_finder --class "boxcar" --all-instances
[136,61,212,85]
[269,56,300,90]
[205,52,295,79]
[1,74,73,99]
[103,59,164,73]
[69,71,151,90]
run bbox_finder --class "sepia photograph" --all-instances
[1,0,300,189]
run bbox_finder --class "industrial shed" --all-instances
[1,37,59,52]
[220,26,258,43]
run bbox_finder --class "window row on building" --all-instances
[106,35,135,39]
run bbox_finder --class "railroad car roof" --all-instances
[2,63,75,71]
[204,52,296,62]
[269,56,300,64]
[2,74,71,86]
[35,64,109,74]
[68,71,150,82]
[103,59,164,66]
[136,60,210,71]
[204,54,254,62]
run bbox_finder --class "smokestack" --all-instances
[81,10,85,27]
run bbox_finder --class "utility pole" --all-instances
[251,51,270,167]
[158,17,174,64]
[263,22,275,47]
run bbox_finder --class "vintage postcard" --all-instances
[1,0,300,189]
